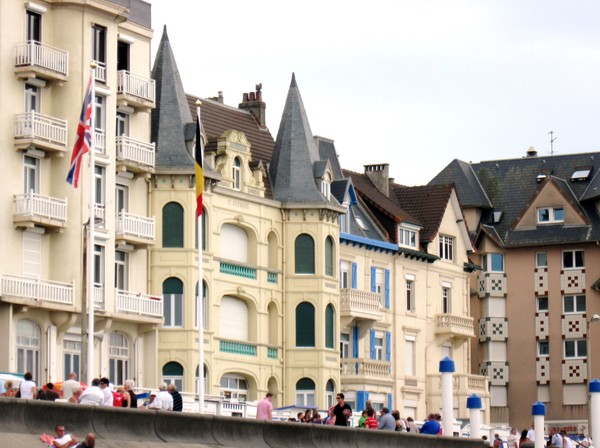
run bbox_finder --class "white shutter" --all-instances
[220,296,248,340]
[220,224,248,263]
[23,231,41,278]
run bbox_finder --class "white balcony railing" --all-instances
[93,61,106,83]
[94,204,105,224]
[340,358,391,378]
[116,136,155,168]
[94,284,104,310]
[435,314,475,338]
[14,41,69,77]
[117,71,155,103]
[116,289,162,318]
[0,273,74,305]
[14,192,67,223]
[14,111,68,147]
[94,129,106,156]
[116,212,155,241]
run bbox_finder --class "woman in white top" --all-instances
[19,372,37,399]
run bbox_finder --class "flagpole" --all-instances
[86,63,96,385]
[196,101,205,413]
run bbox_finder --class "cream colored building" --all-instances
[0,0,160,387]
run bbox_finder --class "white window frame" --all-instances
[442,285,451,314]
[232,157,241,190]
[563,295,586,314]
[562,250,584,269]
[24,155,39,194]
[23,231,41,279]
[538,340,549,357]
[340,332,350,359]
[439,235,454,261]
[295,389,315,407]
[109,332,129,386]
[537,296,549,312]
[94,165,105,206]
[26,9,42,42]
[116,111,129,136]
[220,374,248,401]
[94,94,106,131]
[482,253,504,272]
[375,268,384,306]
[24,83,40,113]
[536,252,548,268]
[93,244,105,287]
[115,250,128,291]
[321,180,331,200]
[398,226,418,249]
[340,261,350,289]
[564,339,587,359]
[537,207,564,224]
[115,183,129,213]
[63,335,82,380]
[406,276,415,312]
[16,319,41,382]
[163,290,183,328]
[405,335,416,377]
[374,334,384,361]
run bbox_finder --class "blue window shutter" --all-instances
[388,393,393,409]
[357,391,366,411]
[385,269,390,309]
[365,391,370,403]
[371,267,376,292]
[352,262,358,289]
[370,329,376,359]
[353,326,358,358]
[386,331,391,362]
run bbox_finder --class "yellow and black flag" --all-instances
[195,104,204,218]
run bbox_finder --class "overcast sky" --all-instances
[148,1,600,186]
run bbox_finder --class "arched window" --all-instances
[16,319,40,380]
[296,302,315,347]
[195,281,208,329]
[232,157,241,190]
[325,304,335,349]
[220,296,248,341]
[162,361,184,392]
[326,380,335,409]
[295,378,315,407]
[162,202,184,248]
[163,277,183,327]
[109,332,129,386]
[220,224,248,263]
[295,234,314,274]
[220,374,248,400]
[325,236,334,276]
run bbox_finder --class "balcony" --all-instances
[94,129,106,157]
[14,112,68,156]
[219,261,256,280]
[13,192,67,230]
[0,273,74,307]
[93,61,106,84]
[340,358,392,383]
[116,136,155,173]
[117,71,155,111]
[94,284,104,311]
[116,289,162,319]
[340,288,381,322]
[14,41,69,83]
[219,340,257,357]
[435,313,475,340]
[115,212,155,247]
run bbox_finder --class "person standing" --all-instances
[167,383,183,412]
[550,428,563,447]
[79,378,103,405]
[364,408,378,429]
[61,372,79,401]
[493,433,503,448]
[332,393,352,427]
[378,408,396,431]
[507,428,518,448]
[123,379,138,408]
[99,378,113,406]
[256,392,273,420]
[19,372,37,399]
[406,416,419,434]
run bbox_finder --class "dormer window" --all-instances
[339,210,350,233]
[537,207,564,224]
[571,167,591,182]
[321,180,330,200]
[537,169,552,183]
[232,157,241,190]
[398,226,419,249]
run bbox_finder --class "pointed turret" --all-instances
[151,26,194,171]
[269,74,325,203]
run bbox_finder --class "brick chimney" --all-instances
[364,164,390,197]
[238,83,266,129]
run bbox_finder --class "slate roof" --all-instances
[391,184,454,243]
[151,27,195,173]
[269,74,328,204]
[431,152,600,246]
[429,159,492,209]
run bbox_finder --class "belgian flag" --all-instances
[195,104,204,218]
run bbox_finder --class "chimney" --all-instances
[364,164,390,197]
[526,146,538,157]
[217,91,224,104]
[238,83,266,129]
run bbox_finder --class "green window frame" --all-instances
[296,302,315,347]
[325,236,334,276]
[325,304,334,349]
[163,202,184,248]
[295,234,315,274]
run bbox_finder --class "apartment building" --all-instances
[431,149,600,430]
[0,0,160,387]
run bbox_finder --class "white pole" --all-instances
[196,103,204,414]
[86,64,96,385]
[590,379,600,444]
[467,394,482,439]
[440,357,455,436]
[532,401,546,448]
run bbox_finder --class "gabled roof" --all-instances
[391,184,454,243]
[430,159,492,209]
[269,74,327,204]
[151,27,195,173]
[316,136,344,180]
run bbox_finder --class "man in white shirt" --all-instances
[61,372,79,400]
[52,425,78,448]
[79,378,103,405]
[148,384,173,411]
[99,377,113,406]
[526,423,535,442]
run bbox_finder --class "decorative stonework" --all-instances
[561,269,585,294]
[562,359,586,384]
[535,313,549,339]
[534,267,548,295]
[478,273,507,298]
[536,358,550,384]
[480,361,509,386]
[561,314,586,339]
[478,317,508,342]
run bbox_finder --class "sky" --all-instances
[148,1,600,186]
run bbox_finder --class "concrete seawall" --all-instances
[0,397,487,448]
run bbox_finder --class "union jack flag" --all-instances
[66,74,93,187]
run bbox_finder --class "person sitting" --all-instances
[79,378,103,406]
[364,408,378,429]
[312,411,323,424]
[52,425,78,448]
[1,381,16,397]
[420,413,442,435]
[77,433,96,448]
[45,383,60,401]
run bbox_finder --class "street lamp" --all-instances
[587,313,600,441]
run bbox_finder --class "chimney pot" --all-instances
[249,92,256,101]
[243,92,249,102]
[526,146,538,157]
